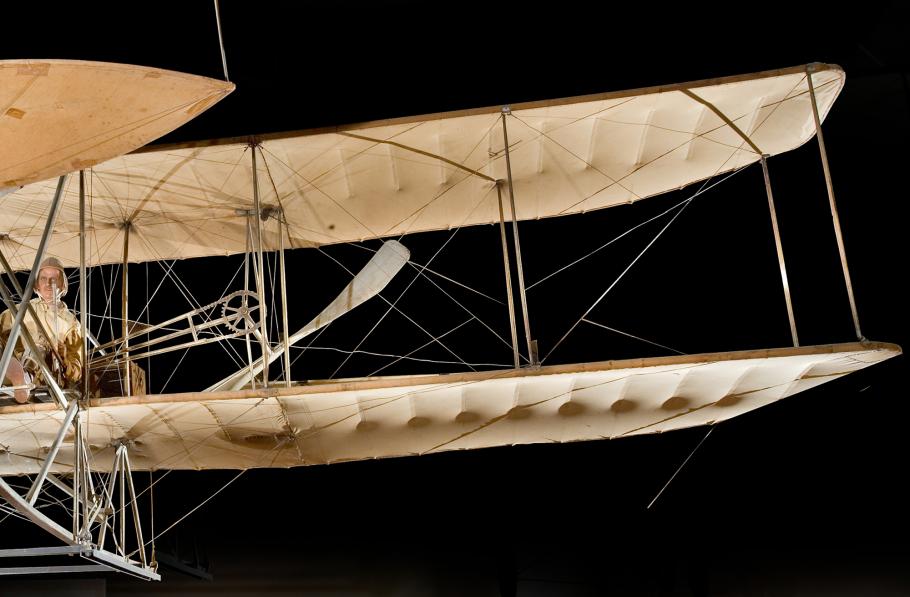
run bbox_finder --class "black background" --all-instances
[1,1,908,594]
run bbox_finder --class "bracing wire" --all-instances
[131,470,245,557]
[528,165,750,291]
[542,197,695,364]
[647,427,715,509]
[581,319,684,355]
[542,162,752,364]
[327,232,475,379]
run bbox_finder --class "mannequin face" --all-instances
[36,267,62,303]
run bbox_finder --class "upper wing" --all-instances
[0,64,841,270]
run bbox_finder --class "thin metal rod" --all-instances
[119,447,126,558]
[121,224,131,396]
[243,220,255,389]
[80,171,89,399]
[647,426,714,509]
[213,0,230,82]
[278,213,292,387]
[496,185,520,369]
[760,156,799,347]
[500,109,536,364]
[251,145,270,387]
[72,414,81,541]
[806,64,862,341]
[26,400,79,505]
[83,452,115,541]
[0,175,68,386]
[121,449,147,567]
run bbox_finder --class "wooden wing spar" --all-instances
[0,64,842,270]
[0,342,899,474]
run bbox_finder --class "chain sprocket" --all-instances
[220,290,263,334]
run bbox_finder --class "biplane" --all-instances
[0,58,900,580]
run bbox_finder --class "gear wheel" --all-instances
[220,291,262,334]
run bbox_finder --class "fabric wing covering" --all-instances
[0,59,234,195]
[0,343,899,473]
[0,64,842,270]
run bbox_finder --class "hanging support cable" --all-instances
[213,0,230,82]
[648,427,715,509]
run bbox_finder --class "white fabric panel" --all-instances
[0,342,897,474]
[0,65,843,270]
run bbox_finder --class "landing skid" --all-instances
[0,399,159,580]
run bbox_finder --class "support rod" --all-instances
[121,223,131,396]
[250,144,270,387]
[278,210,292,387]
[118,446,126,559]
[500,109,537,365]
[121,447,147,567]
[79,171,89,399]
[760,155,799,347]
[806,64,863,340]
[243,220,256,389]
[0,175,68,386]
[495,184,520,369]
[72,414,81,541]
